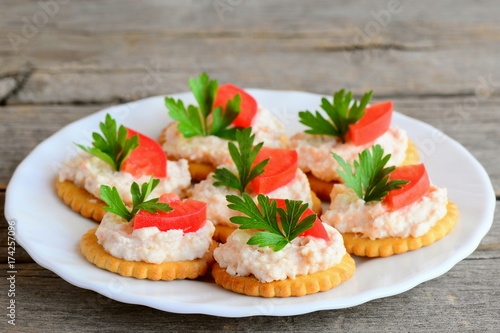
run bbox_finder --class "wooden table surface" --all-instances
[1,1,499,331]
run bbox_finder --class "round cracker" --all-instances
[55,178,107,222]
[188,162,216,182]
[213,191,323,244]
[157,123,172,147]
[212,253,355,297]
[80,227,217,280]
[308,140,421,201]
[342,200,459,257]
[400,139,420,166]
[307,173,336,202]
[213,224,236,244]
[310,190,323,216]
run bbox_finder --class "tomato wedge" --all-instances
[272,198,330,241]
[133,193,207,233]
[385,164,431,211]
[157,192,181,204]
[213,83,258,128]
[348,101,393,146]
[250,147,298,195]
[121,128,167,178]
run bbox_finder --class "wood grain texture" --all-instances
[2,255,500,331]
[1,192,32,263]
[0,251,498,331]
[1,0,500,104]
[1,0,499,330]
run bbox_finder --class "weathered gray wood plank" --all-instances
[2,186,498,329]
[0,104,102,189]
[1,192,32,263]
[3,38,500,105]
[6,43,500,105]
[2,1,500,43]
[2,96,499,190]
[1,254,498,331]
[1,0,500,103]
[1,1,499,331]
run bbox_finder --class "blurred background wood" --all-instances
[1,0,499,331]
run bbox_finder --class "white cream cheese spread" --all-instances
[58,153,191,204]
[161,107,288,166]
[213,223,346,283]
[95,212,215,263]
[321,184,448,239]
[189,166,313,227]
[289,126,408,182]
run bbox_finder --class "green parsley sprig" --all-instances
[77,114,139,171]
[212,128,269,195]
[299,89,373,143]
[333,144,409,203]
[165,73,241,140]
[100,176,172,222]
[227,193,316,251]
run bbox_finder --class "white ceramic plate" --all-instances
[5,90,495,317]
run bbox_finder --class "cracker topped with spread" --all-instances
[212,194,355,297]
[321,145,458,257]
[189,128,321,243]
[57,114,191,222]
[80,177,216,280]
[159,73,288,182]
[289,90,419,200]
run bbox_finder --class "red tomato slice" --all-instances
[158,192,181,204]
[272,198,330,241]
[213,83,258,128]
[133,193,206,233]
[384,164,431,211]
[121,128,167,178]
[250,147,298,195]
[348,101,393,146]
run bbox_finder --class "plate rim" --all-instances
[5,89,496,317]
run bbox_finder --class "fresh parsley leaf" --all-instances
[278,198,317,240]
[212,128,269,195]
[226,194,316,252]
[210,94,241,140]
[165,98,205,138]
[77,114,139,171]
[333,144,409,203]
[299,89,373,143]
[100,176,172,222]
[100,186,132,221]
[165,72,241,139]
[189,72,218,118]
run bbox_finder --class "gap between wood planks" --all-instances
[3,88,500,107]
[0,29,446,42]
[0,63,33,106]
[4,60,500,106]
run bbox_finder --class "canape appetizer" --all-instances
[56,114,190,221]
[80,177,216,280]
[159,73,288,182]
[212,194,355,297]
[321,145,458,257]
[289,89,419,200]
[189,128,321,242]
